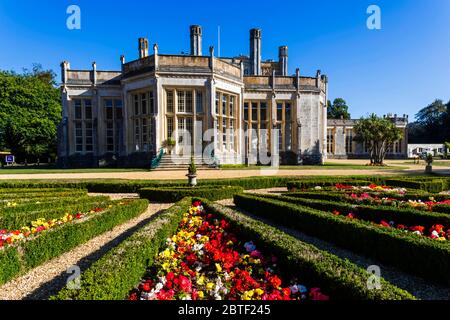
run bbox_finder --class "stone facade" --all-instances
[326,114,408,159]
[58,25,328,168]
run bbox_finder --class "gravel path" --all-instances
[217,194,450,300]
[0,201,171,300]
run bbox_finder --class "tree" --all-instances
[354,114,403,165]
[0,65,61,162]
[327,98,351,119]
[409,99,450,143]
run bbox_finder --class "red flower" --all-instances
[410,226,425,233]
[178,275,192,293]
[397,224,406,230]
[380,220,390,227]
[332,210,340,216]
[269,275,282,288]
[192,200,202,207]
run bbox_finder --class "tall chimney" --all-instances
[190,25,202,56]
[138,37,149,59]
[250,28,262,75]
[279,46,288,76]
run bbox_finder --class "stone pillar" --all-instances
[153,44,159,71]
[278,46,288,76]
[249,28,261,75]
[190,25,202,56]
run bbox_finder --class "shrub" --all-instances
[138,186,243,203]
[233,194,450,285]
[201,199,414,300]
[0,199,149,285]
[280,193,450,226]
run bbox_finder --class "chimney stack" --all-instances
[190,25,202,56]
[138,37,149,59]
[250,28,262,75]
[278,46,288,76]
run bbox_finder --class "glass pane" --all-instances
[277,103,283,122]
[244,103,249,120]
[285,103,291,121]
[260,102,267,121]
[251,103,258,121]
[167,90,174,113]
[196,92,203,113]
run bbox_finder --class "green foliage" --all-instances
[327,98,351,120]
[353,114,404,165]
[233,194,450,285]
[202,200,414,300]
[138,186,243,203]
[0,199,149,285]
[52,198,191,300]
[277,193,450,230]
[0,66,61,161]
[188,156,197,175]
[409,99,450,143]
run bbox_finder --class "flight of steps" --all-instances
[152,154,217,171]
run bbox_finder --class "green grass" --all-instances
[220,162,408,170]
[0,167,147,174]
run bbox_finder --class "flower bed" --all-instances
[234,193,450,285]
[129,201,328,300]
[0,198,149,285]
[0,203,115,249]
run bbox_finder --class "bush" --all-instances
[0,196,110,230]
[201,199,414,300]
[286,179,375,192]
[281,193,450,226]
[233,194,450,285]
[52,198,191,300]
[0,199,149,285]
[138,186,243,203]
[385,179,447,193]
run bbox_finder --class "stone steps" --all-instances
[152,154,218,171]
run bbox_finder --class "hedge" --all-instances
[286,180,376,192]
[0,196,110,230]
[0,198,149,285]
[52,198,191,300]
[0,176,391,193]
[202,200,414,300]
[0,189,88,201]
[281,193,450,225]
[233,194,450,285]
[385,179,448,193]
[138,185,243,203]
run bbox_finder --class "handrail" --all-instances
[150,148,164,170]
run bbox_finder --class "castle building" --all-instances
[326,114,408,159]
[58,25,328,168]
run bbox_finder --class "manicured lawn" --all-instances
[0,167,147,174]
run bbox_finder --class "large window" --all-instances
[132,91,154,152]
[216,91,238,152]
[345,129,353,154]
[177,90,193,113]
[104,99,123,153]
[276,101,292,152]
[327,128,335,154]
[72,98,94,154]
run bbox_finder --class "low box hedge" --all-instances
[0,196,110,230]
[233,194,450,285]
[202,200,414,300]
[138,185,243,203]
[0,198,149,285]
[281,193,450,226]
[52,198,191,300]
[286,179,375,192]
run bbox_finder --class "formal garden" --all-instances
[1,175,450,300]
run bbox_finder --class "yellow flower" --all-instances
[206,282,214,290]
[215,263,222,273]
[197,275,205,286]
[198,291,204,299]
[255,288,264,296]
[162,262,170,271]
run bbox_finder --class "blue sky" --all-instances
[0,0,449,119]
